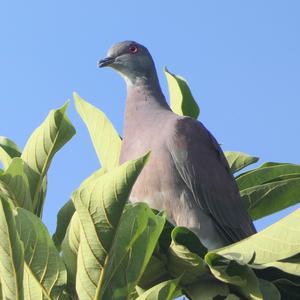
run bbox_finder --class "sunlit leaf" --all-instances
[164,67,199,119]
[53,168,106,250]
[74,154,151,299]
[16,208,67,299]
[0,195,24,299]
[241,177,300,220]
[74,93,121,170]
[215,209,300,271]
[0,157,39,211]
[237,163,300,190]
[21,101,75,215]
[224,151,259,174]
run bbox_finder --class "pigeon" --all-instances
[98,41,256,249]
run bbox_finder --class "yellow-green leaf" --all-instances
[164,67,199,119]
[74,93,122,170]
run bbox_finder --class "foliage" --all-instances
[0,69,299,299]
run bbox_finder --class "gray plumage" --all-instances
[98,41,256,249]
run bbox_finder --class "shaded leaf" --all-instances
[224,151,259,174]
[15,208,67,299]
[21,101,75,214]
[136,278,181,300]
[205,253,262,299]
[274,278,300,300]
[164,67,199,119]
[138,254,169,290]
[0,195,24,300]
[258,279,281,300]
[52,199,75,250]
[167,227,207,285]
[184,277,230,299]
[74,93,122,170]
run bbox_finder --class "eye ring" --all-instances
[129,46,138,54]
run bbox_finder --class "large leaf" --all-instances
[53,168,106,250]
[237,163,300,190]
[74,93,122,170]
[15,208,67,299]
[167,227,207,285]
[0,157,39,211]
[215,209,300,274]
[21,102,75,215]
[61,212,80,294]
[136,278,181,300]
[74,154,150,299]
[241,177,300,220]
[0,136,21,170]
[224,151,259,174]
[0,195,24,299]
[99,203,165,299]
[164,67,199,119]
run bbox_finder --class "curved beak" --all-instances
[97,56,115,68]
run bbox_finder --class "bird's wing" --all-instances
[168,117,256,244]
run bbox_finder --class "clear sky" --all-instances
[1,1,299,234]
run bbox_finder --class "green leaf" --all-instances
[0,157,39,211]
[205,253,262,299]
[99,203,165,299]
[0,195,24,300]
[0,137,21,170]
[240,177,300,220]
[0,148,13,170]
[136,278,181,300]
[167,227,207,285]
[15,208,67,299]
[164,67,200,119]
[237,163,300,190]
[74,154,150,299]
[53,168,106,250]
[274,278,300,300]
[215,209,300,274]
[21,101,76,215]
[184,277,230,299]
[138,255,169,290]
[0,136,21,158]
[74,93,122,170]
[52,199,75,250]
[224,151,259,174]
[258,279,281,300]
[61,212,80,293]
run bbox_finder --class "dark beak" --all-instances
[97,56,115,68]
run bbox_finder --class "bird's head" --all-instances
[98,41,157,85]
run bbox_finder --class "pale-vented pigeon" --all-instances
[98,41,256,249]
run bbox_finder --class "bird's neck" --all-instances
[123,76,170,135]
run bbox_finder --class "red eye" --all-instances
[129,46,138,54]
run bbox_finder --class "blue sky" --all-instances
[1,1,299,234]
